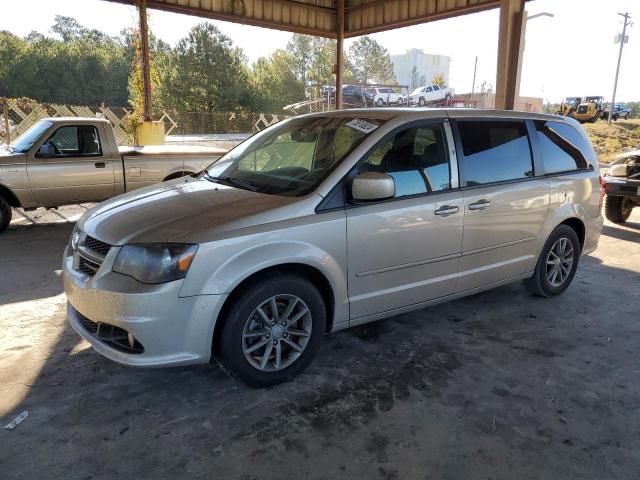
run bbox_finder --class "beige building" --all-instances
[391,49,450,90]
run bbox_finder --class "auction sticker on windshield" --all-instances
[346,118,379,134]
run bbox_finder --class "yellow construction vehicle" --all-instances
[572,96,605,123]
[558,97,582,117]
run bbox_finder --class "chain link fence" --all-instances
[1,97,286,148]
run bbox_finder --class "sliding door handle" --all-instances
[468,199,491,210]
[94,162,106,169]
[434,205,459,216]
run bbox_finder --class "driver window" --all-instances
[44,125,102,157]
[358,123,451,198]
[426,86,433,92]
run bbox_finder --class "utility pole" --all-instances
[608,12,632,125]
[471,56,478,98]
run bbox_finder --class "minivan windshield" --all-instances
[10,120,53,153]
[205,115,385,196]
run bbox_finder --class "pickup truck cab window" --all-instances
[426,86,433,92]
[433,85,440,91]
[42,125,103,157]
[458,121,533,186]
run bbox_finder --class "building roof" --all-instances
[106,0,502,38]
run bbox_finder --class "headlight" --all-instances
[70,225,81,250]
[113,243,198,284]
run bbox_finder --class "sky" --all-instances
[1,0,638,103]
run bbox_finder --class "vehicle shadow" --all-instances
[601,221,640,242]
[1,229,640,479]
[0,223,72,304]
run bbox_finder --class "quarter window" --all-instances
[45,126,102,157]
[534,121,589,174]
[458,121,533,186]
[358,123,451,198]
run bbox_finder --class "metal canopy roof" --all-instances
[107,0,501,38]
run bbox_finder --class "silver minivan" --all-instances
[63,109,603,386]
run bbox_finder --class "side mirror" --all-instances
[351,172,395,202]
[37,143,56,158]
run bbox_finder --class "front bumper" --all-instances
[604,177,640,199]
[63,243,227,367]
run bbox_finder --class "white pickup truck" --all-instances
[369,87,406,107]
[409,84,455,106]
[0,117,227,233]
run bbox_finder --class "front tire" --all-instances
[604,195,633,223]
[0,197,12,234]
[524,225,581,297]
[418,97,426,106]
[217,274,326,387]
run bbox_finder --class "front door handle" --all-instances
[468,199,491,210]
[94,162,106,168]
[434,205,459,216]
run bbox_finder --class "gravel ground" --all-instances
[1,209,639,480]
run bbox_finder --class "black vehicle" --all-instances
[322,85,374,108]
[602,150,640,223]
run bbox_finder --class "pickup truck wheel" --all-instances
[418,97,426,106]
[604,195,633,223]
[524,225,580,297]
[217,274,326,387]
[0,197,11,234]
[376,99,385,107]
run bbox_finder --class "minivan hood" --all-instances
[79,177,289,245]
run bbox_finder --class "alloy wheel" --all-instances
[545,237,574,287]
[242,294,312,372]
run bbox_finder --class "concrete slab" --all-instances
[0,212,639,479]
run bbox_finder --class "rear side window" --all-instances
[458,121,533,186]
[534,121,589,174]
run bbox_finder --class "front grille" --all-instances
[77,256,101,276]
[72,307,144,354]
[84,235,111,257]
[73,234,112,279]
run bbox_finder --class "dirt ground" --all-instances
[1,208,639,480]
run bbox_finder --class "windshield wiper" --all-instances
[204,173,258,192]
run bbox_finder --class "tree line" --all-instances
[0,16,397,113]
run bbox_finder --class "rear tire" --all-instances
[376,99,385,107]
[217,274,326,387]
[604,195,633,223]
[524,225,581,297]
[0,197,12,234]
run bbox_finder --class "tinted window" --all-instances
[534,121,589,174]
[358,123,451,197]
[426,87,433,92]
[433,85,440,91]
[46,125,102,157]
[458,121,533,186]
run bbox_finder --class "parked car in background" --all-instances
[323,85,375,108]
[410,84,455,106]
[0,117,226,233]
[369,87,405,106]
[602,149,640,223]
[601,103,631,121]
[64,108,602,387]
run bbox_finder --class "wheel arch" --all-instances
[212,263,337,354]
[163,170,195,182]
[559,217,585,250]
[0,183,21,207]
